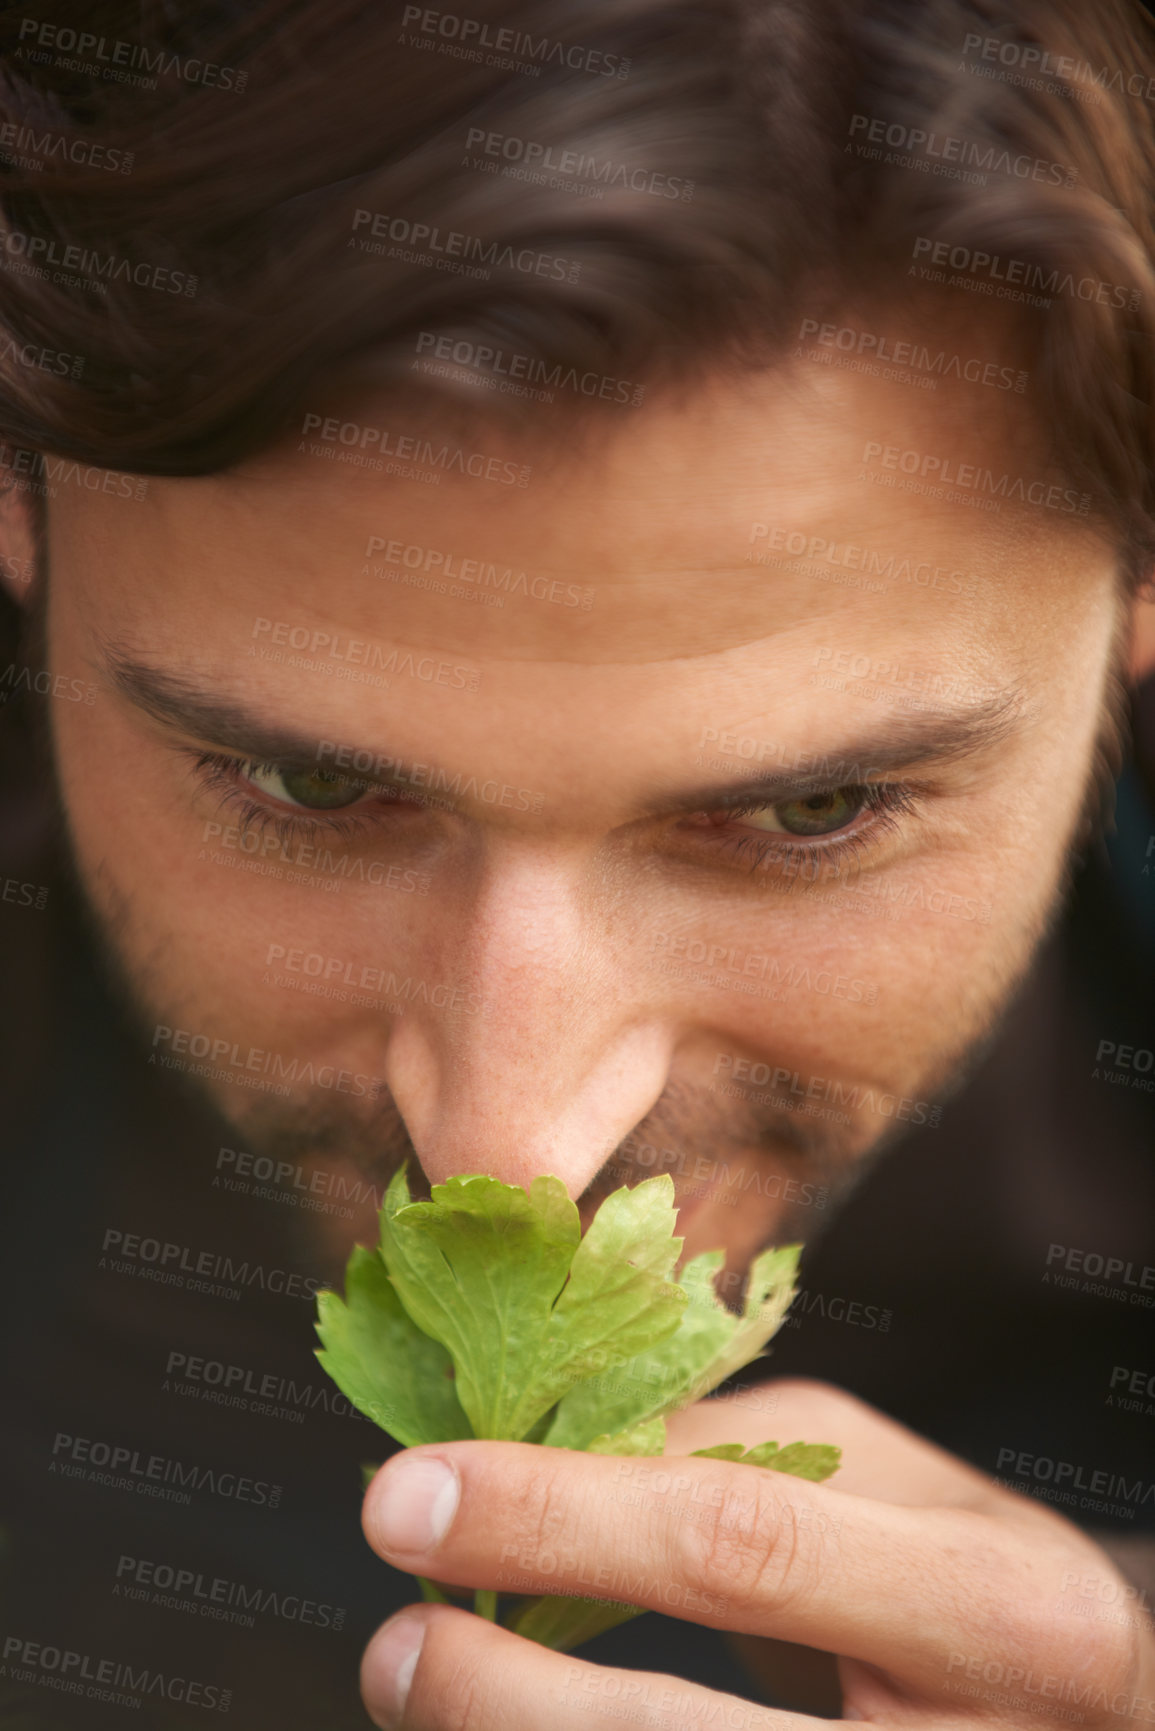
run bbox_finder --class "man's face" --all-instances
[38,335,1120,1276]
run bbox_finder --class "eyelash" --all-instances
[186,751,395,849]
[703,783,920,882]
[185,749,920,878]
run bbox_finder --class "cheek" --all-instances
[645,845,1041,1101]
[48,692,438,1052]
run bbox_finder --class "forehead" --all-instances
[51,341,1109,683]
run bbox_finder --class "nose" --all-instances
[379,844,675,1200]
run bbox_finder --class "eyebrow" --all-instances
[105,650,364,766]
[103,647,1027,813]
[668,695,1026,811]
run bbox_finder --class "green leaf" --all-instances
[543,1245,799,1451]
[543,1251,727,1449]
[761,1441,842,1481]
[315,1243,472,1446]
[313,1169,840,1656]
[691,1440,842,1482]
[587,1416,666,1456]
[665,1250,756,1402]
[379,1170,580,1439]
[695,1245,800,1395]
[678,1244,801,1404]
[381,1171,686,1442]
[506,1594,645,1652]
[535,1177,686,1416]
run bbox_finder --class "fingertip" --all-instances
[363,1452,461,1560]
[361,1608,429,1729]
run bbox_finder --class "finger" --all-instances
[361,1441,1072,1682]
[360,1600,823,1731]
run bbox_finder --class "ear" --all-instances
[0,480,41,607]
[1130,581,1155,686]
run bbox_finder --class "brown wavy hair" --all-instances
[0,0,1153,579]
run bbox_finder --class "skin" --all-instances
[6,332,1154,1719]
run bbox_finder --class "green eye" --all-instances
[737,787,865,837]
[244,763,366,811]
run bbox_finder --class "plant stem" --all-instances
[473,1588,498,1621]
[419,1576,450,1605]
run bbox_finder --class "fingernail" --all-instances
[363,1611,425,1729]
[372,1455,459,1556]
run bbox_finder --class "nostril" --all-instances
[404,1163,434,1202]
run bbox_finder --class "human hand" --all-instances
[358,1378,1155,1727]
